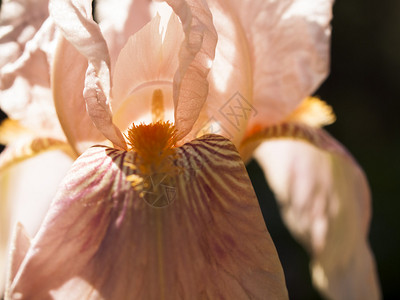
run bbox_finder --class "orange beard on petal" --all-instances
[124,121,179,207]
[125,121,177,174]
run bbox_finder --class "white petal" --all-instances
[254,132,381,299]
[0,0,49,68]
[0,1,64,139]
[0,150,74,295]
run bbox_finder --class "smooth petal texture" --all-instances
[0,150,74,295]
[49,0,126,149]
[209,0,332,131]
[163,0,218,140]
[0,1,64,139]
[111,12,183,130]
[52,36,110,154]
[96,0,153,68]
[5,223,31,298]
[8,135,288,299]
[254,129,381,300]
[0,120,74,294]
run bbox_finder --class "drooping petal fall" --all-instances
[7,135,288,299]
[252,126,381,300]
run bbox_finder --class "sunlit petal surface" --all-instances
[0,150,74,296]
[95,0,152,68]
[7,135,288,299]
[163,0,218,140]
[49,0,126,149]
[6,223,31,294]
[185,0,254,146]
[111,13,183,129]
[52,37,109,155]
[212,0,332,129]
[0,0,49,68]
[0,0,64,139]
[254,128,381,300]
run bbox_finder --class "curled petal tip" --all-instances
[165,0,217,139]
[83,65,127,150]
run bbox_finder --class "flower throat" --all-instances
[125,89,177,175]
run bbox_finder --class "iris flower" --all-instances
[0,0,380,299]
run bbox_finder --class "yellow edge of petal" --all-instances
[0,138,77,172]
[0,119,32,145]
[240,122,342,163]
[286,97,336,127]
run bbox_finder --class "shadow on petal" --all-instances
[254,128,381,299]
[8,136,288,299]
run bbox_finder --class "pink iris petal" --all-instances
[255,129,381,299]
[95,0,153,68]
[111,13,183,129]
[0,0,49,68]
[0,0,64,139]
[49,0,126,150]
[52,37,108,154]
[163,0,218,140]
[184,0,254,145]
[8,136,288,299]
[181,0,333,147]
[6,223,31,295]
[0,149,74,296]
[206,0,332,134]
[247,0,332,128]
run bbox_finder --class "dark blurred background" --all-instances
[1,0,399,299]
[248,0,400,299]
